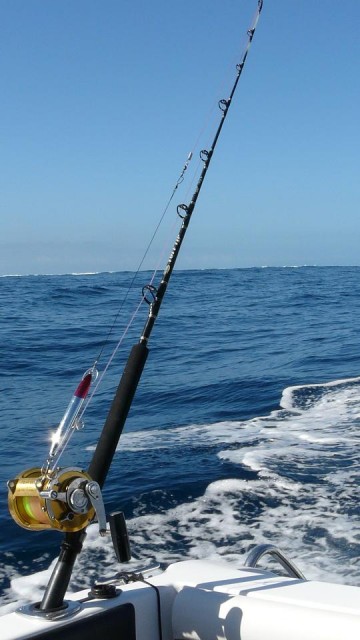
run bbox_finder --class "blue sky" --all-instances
[1,1,359,275]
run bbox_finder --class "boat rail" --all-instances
[245,544,306,580]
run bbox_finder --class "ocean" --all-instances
[0,266,359,613]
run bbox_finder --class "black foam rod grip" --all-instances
[109,511,131,563]
[88,342,149,488]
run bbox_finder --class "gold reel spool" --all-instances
[8,467,96,533]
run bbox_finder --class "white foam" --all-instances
[281,377,360,412]
[2,377,359,613]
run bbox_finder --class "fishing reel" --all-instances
[8,367,132,564]
[8,467,106,534]
[7,368,107,535]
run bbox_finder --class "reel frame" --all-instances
[8,466,106,534]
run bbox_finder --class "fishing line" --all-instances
[86,0,263,408]
[83,295,146,415]
[81,153,194,417]
[84,192,190,416]
[54,0,264,432]
[91,152,193,369]
[88,0,261,382]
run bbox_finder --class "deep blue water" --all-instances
[1,266,360,610]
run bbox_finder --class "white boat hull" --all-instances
[2,559,360,640]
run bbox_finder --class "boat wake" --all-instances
[2,376,359,614]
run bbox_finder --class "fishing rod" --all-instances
[8,0,263,613]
